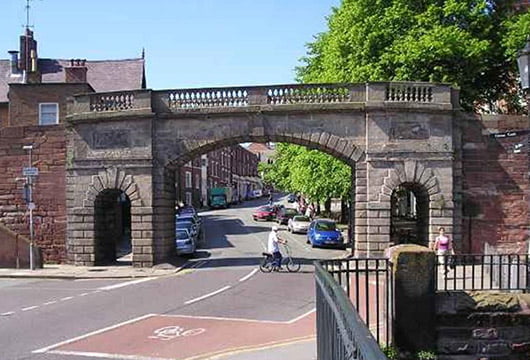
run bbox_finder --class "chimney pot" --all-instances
[65,59,88,83]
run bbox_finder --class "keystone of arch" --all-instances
[82,167,143,207]
[379,161,441,202]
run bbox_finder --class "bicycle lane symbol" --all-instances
[148,325,206,341]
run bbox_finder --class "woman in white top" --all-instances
[431,227,453,267]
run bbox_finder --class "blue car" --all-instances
[307,219,344,248]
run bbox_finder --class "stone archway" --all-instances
[65,82,459,266]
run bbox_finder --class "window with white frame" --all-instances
[39,103,59,125]
[185,192,192,206]
[185,171,192,188]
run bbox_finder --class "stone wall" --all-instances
[436,292,530,359]
[459,114,530,254]
[0,125,66,263]
[0,103,8,128]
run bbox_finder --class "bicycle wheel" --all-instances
[285,257,301,272]
[259,257,273,272]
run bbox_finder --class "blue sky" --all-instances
[0,0,339,89]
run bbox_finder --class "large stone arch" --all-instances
[166,133,363,169]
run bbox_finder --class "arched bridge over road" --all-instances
[66,82,460,267]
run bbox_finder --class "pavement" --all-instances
[0,260,188,279]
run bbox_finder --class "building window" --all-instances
[185,171,192,188]
[195,174,200,189]
[185,192,192,206]
[39,103,59,125]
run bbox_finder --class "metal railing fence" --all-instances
[435,254,530,292]
[315,261,389,360]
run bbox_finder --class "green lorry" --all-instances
[208,187,232,209]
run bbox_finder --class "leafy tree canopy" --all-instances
[259,143,351,203]
[296,0,530,112]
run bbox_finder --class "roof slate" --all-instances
[0,58,145,102]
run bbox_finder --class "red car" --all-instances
[252,205,276,221]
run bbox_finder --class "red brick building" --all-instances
[0,29,145,265]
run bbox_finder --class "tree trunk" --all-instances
[324,198,331,213]
[340,198,348,223]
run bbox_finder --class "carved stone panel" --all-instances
[391,121,429,140]
[93,130,130,149]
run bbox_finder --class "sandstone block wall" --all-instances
[460,114,530,254]
[0,125,66,263]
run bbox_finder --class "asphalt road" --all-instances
[0,197,348,360]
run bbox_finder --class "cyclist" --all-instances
[268,225,286,270]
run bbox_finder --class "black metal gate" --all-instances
[315,258,393,360]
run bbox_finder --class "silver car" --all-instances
[176,229,196,256]
[287,215,311,234]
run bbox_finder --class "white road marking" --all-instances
[238,268,258,282]
[21,305,38,311]
[47,349,169,360]
[98,277,155,291]
[33,313,155,354]
[43,300,57,305]
[184,285,231,305]
[286,308,315,324]
[158,313,285,324]
[1,311,14,316]
[60,296,74,301]
[79,292,89,297]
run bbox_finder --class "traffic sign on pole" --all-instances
[23,167,39,176]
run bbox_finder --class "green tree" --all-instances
[259,143,351,206]
[296,0,528,112]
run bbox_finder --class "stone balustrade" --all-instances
[67,82,458,118]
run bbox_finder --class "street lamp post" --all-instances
[22,144,35,270]
[517,38,530,111]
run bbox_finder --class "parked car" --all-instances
[252,189,263,198]
[276,207,299,225]
[178,212,202,228]
[252,205,276,221]
[287,193,297,203]
[307,219,344,248]
[175,229,196,256]
[287,215,311,234]
[176,220,198,241]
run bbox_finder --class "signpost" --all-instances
[22,145,36,270]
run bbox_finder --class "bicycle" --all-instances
[259,243,301,272]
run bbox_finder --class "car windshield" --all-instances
[176,231,189,240]
[259,206,273,212]
[293,216,310,222]
[316,221,336,231]
[177,222,193,230]
[284,208,298,215]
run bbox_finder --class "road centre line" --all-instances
[98,277,155,291]
[60,296,74,301]
[1,311,14,316]
[33,313,155,354]
[184,285,231,305]
[238,268,258,282]
[21,305,39,311]
[43,300,57,305]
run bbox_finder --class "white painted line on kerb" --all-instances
[21,305,38,311]
[1,311,14,316]
[238,269,258,282]
[33,313,155,354]
[184,285,231,305]
[98,277,155,291]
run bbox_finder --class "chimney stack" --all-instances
[7,50,19,74]
[19,28,38,73]
[65,59,88,83]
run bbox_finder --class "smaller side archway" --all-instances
[390,183,429,246]
[94,190,131,265]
